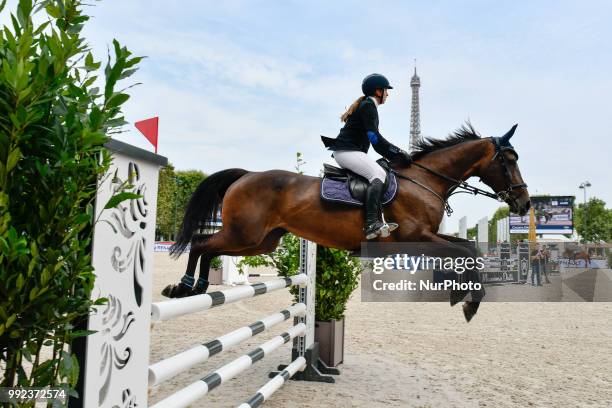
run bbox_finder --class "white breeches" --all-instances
[332,150,386,183]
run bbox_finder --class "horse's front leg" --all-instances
[418,231,485,322]
[433,232,483,305]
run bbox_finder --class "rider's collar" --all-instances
[369,96,379,107]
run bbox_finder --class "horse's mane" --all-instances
[411,122,482,160]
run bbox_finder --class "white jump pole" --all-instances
[151,274,307,321]
[237,357,307,408]
[150,324,306,408]
[148,303,306,386]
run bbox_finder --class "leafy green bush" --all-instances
[210,256,222,269]
[314,244,361,321]
[238,234,362,321]
[0,0,141,395]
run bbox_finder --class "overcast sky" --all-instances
[4,1,611,232]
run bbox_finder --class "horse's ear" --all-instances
[500,124,518,145]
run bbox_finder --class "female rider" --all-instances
[321,73,411,239]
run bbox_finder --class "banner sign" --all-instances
[510,196,574,234]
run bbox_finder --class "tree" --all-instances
[155,166,206,240]
[173,169,206,238]
[467,224,477,240]
[488,206,509,244]
[0,0,140,392]
[574,198,612,243]
[156,164,176,240]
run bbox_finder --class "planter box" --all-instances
[315,318,344,367]
[208,267,223,285]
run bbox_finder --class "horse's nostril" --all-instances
[525,200,531,211]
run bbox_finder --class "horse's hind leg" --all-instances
[191,228,287,294]
[193,253,214,294]
[162,228,286,298]
[161,237,208,298]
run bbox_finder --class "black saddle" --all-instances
[322,158,392,202]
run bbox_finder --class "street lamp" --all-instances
[578,181,591,241]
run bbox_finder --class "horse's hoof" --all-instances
[161,282,193,298]
[462,301,480,322]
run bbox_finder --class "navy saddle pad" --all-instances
[320,161,398,206]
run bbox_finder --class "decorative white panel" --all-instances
[82,142,165,408]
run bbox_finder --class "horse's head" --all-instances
[478,124,531,215]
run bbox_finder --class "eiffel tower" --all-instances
[409,61,442,231]
[410,60,421,151]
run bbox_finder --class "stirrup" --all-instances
[378,223,391,238]
[364,221,385,240]
[377,223,398,238]
[379,213,399,238]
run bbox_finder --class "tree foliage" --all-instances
[0,0,141,395]
[487,206,509,243]
[155,166,206,240]
[155,163,176,239]
[574,198,612,243]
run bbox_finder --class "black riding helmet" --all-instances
[362,73,393,96]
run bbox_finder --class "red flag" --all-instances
[135,117,159,153]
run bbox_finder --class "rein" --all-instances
[390,137,526,216]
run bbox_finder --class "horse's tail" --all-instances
[170,168,249,258]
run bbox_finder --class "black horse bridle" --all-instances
[392,137,527,216]
[489,137,528,205]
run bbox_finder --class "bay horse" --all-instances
[165,124,530,322]
[563,246,591,268]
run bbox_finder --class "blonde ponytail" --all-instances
[340,96,366,122]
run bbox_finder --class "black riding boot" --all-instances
[364,179,386,239]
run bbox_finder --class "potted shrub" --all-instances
[313,245,361,367]
[237,234,361,368]
[208,256,224,285]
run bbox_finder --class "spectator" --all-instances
[541,245,551,284]
[530,244,543,286]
